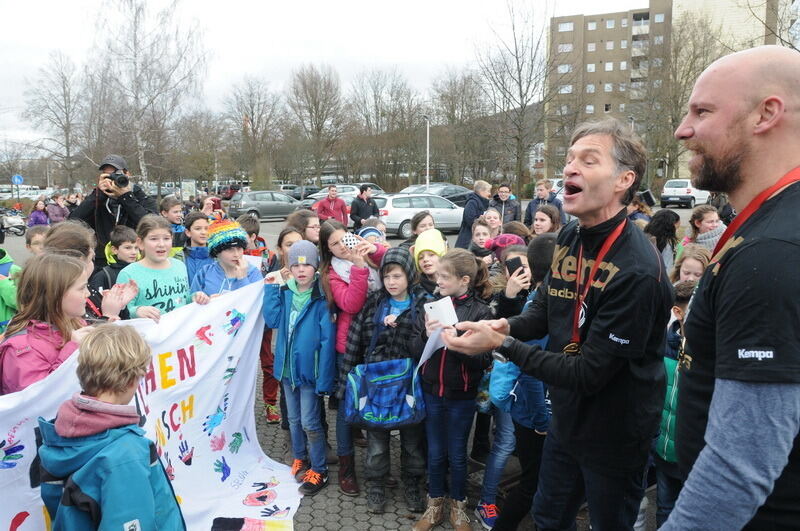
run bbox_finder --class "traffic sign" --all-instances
[11,174,23,185]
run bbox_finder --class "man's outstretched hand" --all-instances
[441,319,510,355]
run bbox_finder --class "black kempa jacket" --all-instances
[412,289,493,400]
[69,185,156,267]
[502,208,673,475]
[350,195,379,230]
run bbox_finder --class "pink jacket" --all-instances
[0,321,80,395]
[329,245,386,353]
[315,198,348,226]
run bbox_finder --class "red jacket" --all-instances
[328,245,386,353]
[315,197,348,225]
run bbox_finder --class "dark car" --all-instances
[398,182,471,207]
[227,191,300,220]
[291,185,321,200]
[217,184,241,200]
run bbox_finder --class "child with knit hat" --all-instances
[190,216,262,296]
[263,239,336,497]
[411,228,448,297]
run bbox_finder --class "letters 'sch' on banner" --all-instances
[0,283,301,530]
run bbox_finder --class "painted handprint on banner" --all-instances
[228,432,243,454]
[0,439,24,469]
[202,393,229,436]
[260,505,290,518]
[210,432,226,451]
[164,452,175,481]
[213,456,231,482]
[178,439,194,466]
[223,309,245,336]
[195,324,213,346]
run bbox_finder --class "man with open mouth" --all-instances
[441,118,673,530]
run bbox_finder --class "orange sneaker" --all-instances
[290,458,310,482]
[298,469,328,496]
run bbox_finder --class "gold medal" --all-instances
[563,342,582,356]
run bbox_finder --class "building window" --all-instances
[586,83,596,93]
[558,43,574,53]
[558,64,573,74]
[604,103,612,113]
[586,63,596,73]
[604,83,613,92]
[653,79,663,88]
[557,104,570,115]
[619,82,627,91]
[588,21,597,30]
[619,103,626,112]
[621,18,628,27]
[606,19,615,29]
[557,146,566,156]
[587,42,596,52]
[586,104,595,114]
[621,39,628,49]
[558,84,573,94]
[605,62,613,72]
[654,13,665,23]
[558,22,574,32]
[654,35,664,45]
[606,41,614,50]
[620,61,627,70]
[652,57,663,68]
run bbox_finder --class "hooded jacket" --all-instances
[315,196,348,225]
[68,185,157,268]
[46,202,70,223]
[0,249,21,333]
[350,194,379,230]
[489,194,522,224]
[174,246,214,287]
[190,261,262,296]
[38,394,185,530]
[0,322,80,395]
[88,260,133,321]
[524,192,567,226]
[455,192,490,249]
[412,289,494,399]
[263,277,336,394]
[337,247,427,399]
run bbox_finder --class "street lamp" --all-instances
[628,115,635,132]
[422,114,430,190]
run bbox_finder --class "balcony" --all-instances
[630,68,648,79]
[632,24,650,35]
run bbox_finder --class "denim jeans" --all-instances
[365,424,426,490]
[492,422,546,531]
[335,354,354,456]
[282,379,327,474]
[533,434,646,531]
[423,392,476,501]
[480,407,516,504]
[654,454,683,527]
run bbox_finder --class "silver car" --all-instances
[228,191,300,220]
[377,193,463,238]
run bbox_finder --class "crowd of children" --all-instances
[0,183,723,530]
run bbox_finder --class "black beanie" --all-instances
[528,233,557,285]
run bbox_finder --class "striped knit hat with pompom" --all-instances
[207,215,249,257]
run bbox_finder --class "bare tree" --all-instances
[101,0,206,181]
[0,141,29,181]
[225,77,283,188]
[741,0,797,50]
[22,51,84,188]
[477,1,550,186]
[174,110,228,183]
[286,64,344,186]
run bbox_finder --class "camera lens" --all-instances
[113,173,129,188]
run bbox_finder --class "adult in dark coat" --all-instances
[455,180,492,249]
[488,183,522,223]
[349,184,380,230]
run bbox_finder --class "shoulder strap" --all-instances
[102,266,114,289]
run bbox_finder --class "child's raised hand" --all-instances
[137,306,161,322]
[193,292,211,305]
[70,325,93,344]
[505,267,531,299]
[482,254,494,266]
[118,280,138,305]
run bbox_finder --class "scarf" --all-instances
[331,256,382,292]
[694,223,727,252]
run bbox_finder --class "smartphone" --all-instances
[342,232,360,250]
[506,256,524,276]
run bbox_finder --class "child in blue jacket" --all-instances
[263,239,335,497]
[38,324,184,530]
[190,216,262,296]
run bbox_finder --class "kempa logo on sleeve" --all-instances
[738,348,775,361]
[608,333,630,345]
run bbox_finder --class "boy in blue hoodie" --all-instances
[175,211,213,286]
[191,217,261,296]
[38,324,184,530]
[160,197,186,257]
[263,239,335,496]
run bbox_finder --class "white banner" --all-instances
[0,282,300,530]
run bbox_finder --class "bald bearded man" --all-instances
[662,46,800,530]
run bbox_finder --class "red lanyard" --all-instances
[713,167,800,257]
[571,219,627,343]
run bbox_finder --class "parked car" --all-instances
[216,184,241,200]
[378,193,463,238]
[291,185,321,200]
[227,191,300,220]
[352,182,385,195]
[273,184,297,194]
[660,179,711,208]
[398,183,471,207]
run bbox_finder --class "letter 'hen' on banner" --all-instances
[0,282,300,530]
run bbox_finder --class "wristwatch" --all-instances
[492,336,515,363]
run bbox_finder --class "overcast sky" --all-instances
[0,0,642,143]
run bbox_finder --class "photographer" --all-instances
[69,154,156,269]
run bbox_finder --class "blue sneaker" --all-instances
[475,502,499,530]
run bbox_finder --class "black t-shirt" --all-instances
[679,182,800,528]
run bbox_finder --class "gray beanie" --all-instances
[287,240,319,269]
